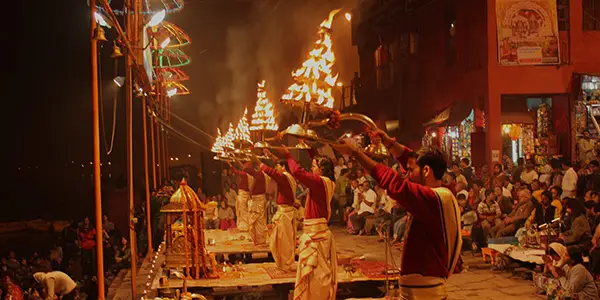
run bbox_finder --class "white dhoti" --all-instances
[293,218,337,300]
[397,274,447,300]
[269,205,297,271]
[236,190,251,231]
[248,194,267,245]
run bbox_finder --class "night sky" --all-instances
[7,0,356,221]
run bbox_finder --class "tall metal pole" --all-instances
[155,52,163,186]
[90,1,106,298]
[164,96,170,181]
[150,105,157,190]
[125,0,138,297]
[161,97,168,181]
[142,95,153,254]
[133,0,152,256]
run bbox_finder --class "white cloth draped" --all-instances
[293,218,337,300]
[269,205,297,271]
[236,190,251,231]
[248,194,268,245]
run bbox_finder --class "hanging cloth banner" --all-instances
[496,0,560,66]
[143,30,154,83]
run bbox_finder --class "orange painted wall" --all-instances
[485,0,600,166]
[355,0,600,168]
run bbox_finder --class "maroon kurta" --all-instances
[247,169,267,195]
[232,167,251,192]
[286,153,328,220]
[371,149,451,278]
[261,164,295,206]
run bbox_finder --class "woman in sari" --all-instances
[557,245,599,299]
[547,246,600,300]
[533,243,568,296]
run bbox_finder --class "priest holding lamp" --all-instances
[250,151,298,271]
[229,161,253,232]
[229,160,270,245]
[270,146,337,300]
[331,130,461,300]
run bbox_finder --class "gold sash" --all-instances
[320,176,335,221]
[432,187,462,278]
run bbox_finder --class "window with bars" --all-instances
[583,0,600,31]
[557,0,570,31]
[374,44,394,90]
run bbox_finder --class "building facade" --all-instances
[351,0,600,169]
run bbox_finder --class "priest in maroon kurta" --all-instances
[280,148,337,300]
[259,155,298,271]
[231,162,253,231]
[332,131,461,300]
[245,163,270,246]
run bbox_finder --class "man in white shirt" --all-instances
[500,175,513,198]
[350,181,377,234]
[520,163,539,185]
[354,181,377,214]
[561,160,578,198]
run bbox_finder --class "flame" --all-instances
[281,9,341,109]
[211,128,224,154]
[234,108,253,143]
[223,123,236,150]
[250,80,279,132]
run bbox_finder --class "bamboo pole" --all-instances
[156,79,163,185]
[142,96,153,254]
[150,112,157,190]
[125,0,138,296]
[90,1,106,298]
[165,96,171,180]
[162,96,168,181]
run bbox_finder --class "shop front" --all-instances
[500,95,567,173]
[573,74,600,164]
[422,101,475,164]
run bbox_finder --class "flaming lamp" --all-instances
[234,108,253,147]
[233,108,253,160]
[250,80,279,149]
[279,9,341,144]
[211,129,232,161]
[276,9,389,159]
[226,122,250,161]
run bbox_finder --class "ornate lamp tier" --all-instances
[160,67,189,82]
[164,81,190,96]
[98,0,184,15]
[162,22,191,48]
[153,48,191,68]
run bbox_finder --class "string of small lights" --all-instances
[141,241,165,300]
